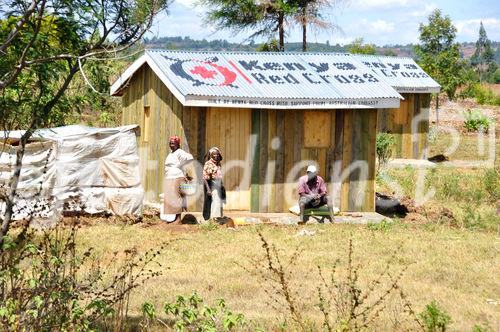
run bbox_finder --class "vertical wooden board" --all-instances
[152,74,162,197]
[275,110,285,212]
[267,110,277,212]
[158,75,167,203]
[318,148,327,180]
[283,110,297,211]
[402,94,414,158]
[348,111,362,211]
[332,110,344,208]
[259,111,269,212]
[420,94,431,159]
[182,106,191,152]
[341,110,352,212]
[240,109,252,210]
[250,109,260,212]
[197,108,206,165]
[294,110,303,165]
[365,109,377,212]
[326,110,336,183]
[121,90,128,125]
[412,94,421,159]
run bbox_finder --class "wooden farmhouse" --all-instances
[110,50,403,213]
[355,55,441,159]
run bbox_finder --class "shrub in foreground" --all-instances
[0,226,164,331]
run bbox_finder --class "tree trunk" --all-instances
[302,7,307,52]
[0,64,80,246]
[1,131,31,242]
[278,11,285,52]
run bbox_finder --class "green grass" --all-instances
[75,222,499,330]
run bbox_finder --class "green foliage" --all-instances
[418,300,451,332]
[493,67,500,83]
[415,9,467,100]
[366,219,393,231]
[0,0,167,130]
[383,49,398,56]
[376,133,395,169]
[471,22,495,82]
[458,83,500,106]
[473,322,493,332]
[162,292,246,331]
[200,0,299,50]
[347,37,377,55]
[474,85,500,106]
[463,109,493,132]
[483,168,500,203]
[256,39,280,52]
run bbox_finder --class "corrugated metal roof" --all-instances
[353,54,440,93]
[111,49,403,109]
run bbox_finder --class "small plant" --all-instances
[418,300,451,332]
[247,232,420,331]
[483,168,500,203]
[463,109,493,132]
[376,133,395,170]
[366,219,393,231]
[472,322,493,332]
[162,292,246,331]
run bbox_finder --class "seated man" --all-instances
[298,165,335,224]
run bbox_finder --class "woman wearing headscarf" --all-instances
[202,147,225,220]
[164,135,193,224]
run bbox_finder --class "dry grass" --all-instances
[75,221,499,330]
[428,129,499,162]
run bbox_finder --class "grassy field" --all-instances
[67,127,500,331]
[76,219,499,331]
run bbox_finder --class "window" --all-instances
[142,106,150,142]
[303,111,331,148]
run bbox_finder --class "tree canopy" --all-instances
[0,0,168,241]
[471,22,496,82]
[414,9,466,100]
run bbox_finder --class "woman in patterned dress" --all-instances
[202,147,225,220]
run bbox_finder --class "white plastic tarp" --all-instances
[0,125,144,221]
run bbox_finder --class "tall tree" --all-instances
[200,0,299,51]
[0,0,168,242]
[295,0,336,52]
[471,22,495,82]
[414,9,466,100]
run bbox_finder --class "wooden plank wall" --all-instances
[121,66,205,210]
[205,107,252,211]
[377,93,431,159]
[251,109,376,213]
[121,66,378,213]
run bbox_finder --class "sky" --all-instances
[149,0,500,46]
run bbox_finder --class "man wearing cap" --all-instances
[297,165,335,224]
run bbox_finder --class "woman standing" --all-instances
[203,147,225,220]
[164,135,193,224]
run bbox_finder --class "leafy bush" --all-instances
[458,84,500,105]
[376,133,395,170]
[463,109,493,132]
[418,300,451,332]
[161,292,246,331]
[0,226,164,331]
